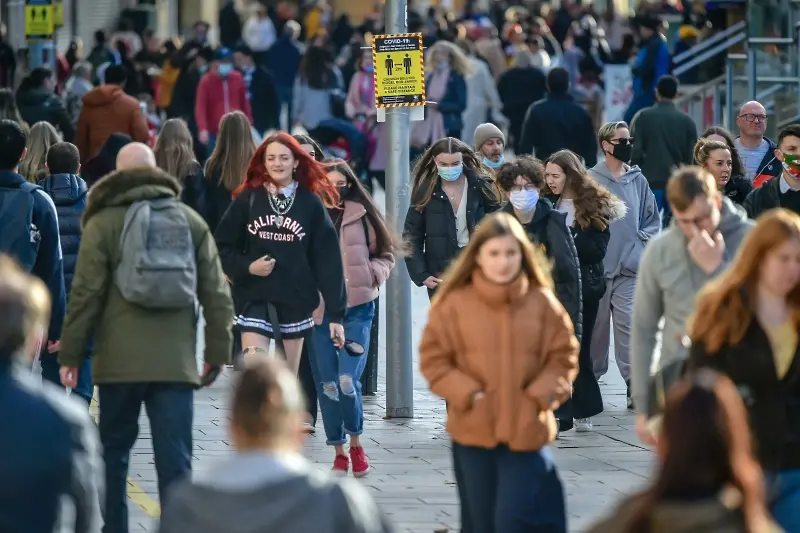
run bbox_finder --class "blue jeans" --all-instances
[40,352,93,403]
[311,300,375,445]
[99,383,193,533]
[277,84,294,130]
[769,468,800,531]
[453,443,566,533]
[651,188,671,228]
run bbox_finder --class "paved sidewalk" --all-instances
[125,285,652,533]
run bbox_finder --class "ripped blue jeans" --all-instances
[311,300,375,446]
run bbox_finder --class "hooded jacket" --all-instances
[16,85,75,142]
[38,173,87,293]
[503,199,582,341]
[587,492,782,533]
[0,170,65,343]
[0,361,102,533]
[158,452,392,533]
[76,84,149,162]
[588,162,661,278]
[630,198,753,415]
[58,168,234,384]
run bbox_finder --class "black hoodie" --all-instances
[214,185,347,322]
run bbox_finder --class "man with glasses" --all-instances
[588,121,661,408]
[735,100,781,188]
[630,166,752,444]
[743,124,800,218]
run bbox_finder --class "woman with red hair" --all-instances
[214,132,347,381]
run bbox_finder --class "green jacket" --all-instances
[58,167,234,385]
[630,101,698,190]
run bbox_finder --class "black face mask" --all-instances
[609,143,633,163]
[337,185,350,201]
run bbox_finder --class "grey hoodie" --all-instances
[588,162,661,278]
[630,198,754,415]
[158,452,393,533]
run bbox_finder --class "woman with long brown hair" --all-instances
[214,132,346,386]
[154,118,204,212]
[204,111,256,231]
[689,208,800,531]
[403,137,501,300]
[312,160,396,477]
[545,149,626,432]
[420,211,578,533]
[588,370,778,533]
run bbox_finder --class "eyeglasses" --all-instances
[739,113,768,123]
[509,184,538,192]
[609,137,634,146]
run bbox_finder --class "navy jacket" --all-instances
[519,93,598,167]
[266,36,304,87]
[38,173,88,294]
[0,170,65,342]
[0,359,102,533]
[426,69,467,138]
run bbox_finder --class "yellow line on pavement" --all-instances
[90,397,161,518]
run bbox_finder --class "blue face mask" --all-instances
[198,64,208,74]
[218,63,233,77]
[483,154,504,169]
[436,61,449,70]
[364,64,374,73]
[437,164,463,182]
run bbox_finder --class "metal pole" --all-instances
[725,55,735,129]
[747,43,757,100]
[384,0,414,419]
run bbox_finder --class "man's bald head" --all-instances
[736,100,768,144]
[116,143,157,170]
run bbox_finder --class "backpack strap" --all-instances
[267,302,285,359]
[243,190,255,254]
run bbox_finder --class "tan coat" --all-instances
[419,270,579,451]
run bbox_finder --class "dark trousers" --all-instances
[558,293,604,423]
[277,84,294,130]
[40,352,93,403]
[453,443,567,533]
[299,335,318,425]
[98,383,193,533]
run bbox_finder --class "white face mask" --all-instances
[509,189,539,212]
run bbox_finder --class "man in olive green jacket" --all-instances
[57,144,234,533]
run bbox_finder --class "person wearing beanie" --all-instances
[474,123,506,170]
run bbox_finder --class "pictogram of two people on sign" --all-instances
[385,54,413,76]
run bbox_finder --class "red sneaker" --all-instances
[350,446,371,478]
[332,454,349,477]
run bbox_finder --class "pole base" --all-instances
[384,407,414,419]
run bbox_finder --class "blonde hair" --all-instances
[154,118,196,182]
[426,40,474,77]
[597,121,628,148]
[20,121,60,182]
[693,138,730,168]
[0,255,50,359]
[432,212,552,306]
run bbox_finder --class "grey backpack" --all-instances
[115,197,197,308]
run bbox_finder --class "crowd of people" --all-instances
[3,1,800,533]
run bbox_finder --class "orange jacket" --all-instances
[420,271,578,451]
[76,85,150,162]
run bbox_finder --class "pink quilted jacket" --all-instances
[313,200,395,323]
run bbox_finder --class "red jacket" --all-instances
[194,69,253,135]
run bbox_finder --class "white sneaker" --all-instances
[575,418,593,432]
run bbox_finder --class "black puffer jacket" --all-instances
[403,170,501,285]
[724,174,754,206]
[37,173,87,293]
[16,86,75,142]
[503,199,582,341]
[201,163,237,233]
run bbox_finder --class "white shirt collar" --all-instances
[268,181,298,197]
[780,174,800,193]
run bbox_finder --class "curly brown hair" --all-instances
[495,155,545,192]
[543,149,619,231]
